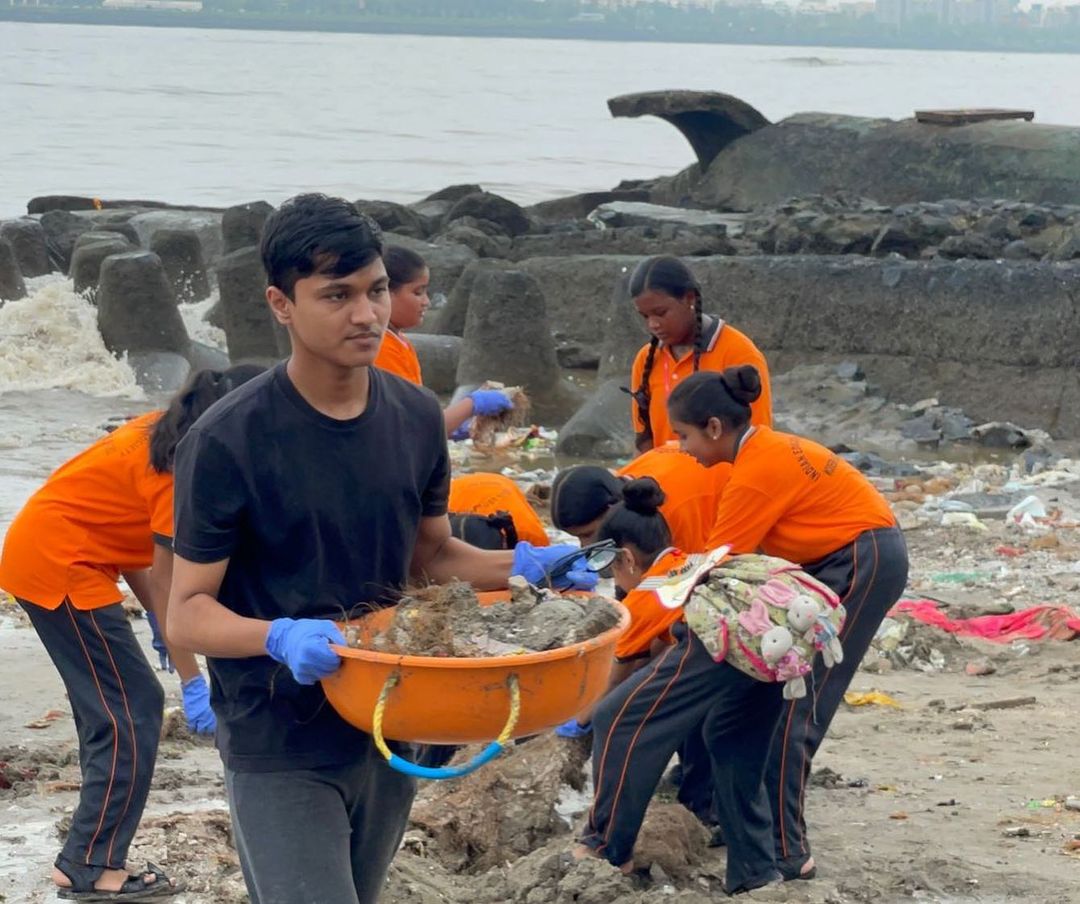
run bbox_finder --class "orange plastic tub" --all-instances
[322,592,629,745]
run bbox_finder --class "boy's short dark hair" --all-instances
[260,193,384,299]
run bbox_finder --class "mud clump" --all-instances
[0,744,79,798]
[356,580,620,657]
[410,733,591,873]
[127,809,248,904]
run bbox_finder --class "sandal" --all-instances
[57,862,183,901]
[777,853,817,882]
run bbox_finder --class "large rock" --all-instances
[69,235,133,295]
[434,221,513,259]
[445,191,532,238]
[354,200,428,239]
[597,268,651,382]
[456,268,584,423]
[692,113,1080,209]
[588,201,744,236]
[383,236,477,302]
[527,188,651,224]
[40,209,94,271]
[0,238,26,301]
[129,210,223,265]
[96,252,189,357]
[127,351,192,394]
[608,89,770,169]
[409,333,463,395]
[517,255,637,352]
[419,258,505,337]
[509,224,733,261]
[215,246,284,361]
[150,229,211,301]
[0,219,51,278]
[556,379,636,460]
[221,201,273,255]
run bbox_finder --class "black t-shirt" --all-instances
[172,363,450,772]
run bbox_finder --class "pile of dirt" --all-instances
[410,733,590,873]
[0,743,79,798]
[125,809,248,903]
[356,580,620,657]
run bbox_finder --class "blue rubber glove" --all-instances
[265,618,346,685]
[449,418,473,442]
[511,542,600,592]
[555,718,592,739]
[470,389,513,418]
[181,675,216,735]
[146,611,173,673]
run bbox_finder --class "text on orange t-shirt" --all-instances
[704,427,896,565]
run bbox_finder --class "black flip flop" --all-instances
[58,862,183,901]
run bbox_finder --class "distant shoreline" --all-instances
[3,6,1080,55]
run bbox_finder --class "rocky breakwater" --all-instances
[10,170,1080,455]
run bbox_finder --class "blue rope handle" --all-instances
[372,673,521,780]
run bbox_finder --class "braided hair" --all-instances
[628,256,705,444]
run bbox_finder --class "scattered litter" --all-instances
[844,690,903,709]
[1002,826,1031,837]
[964,658,996,677]
[24,709,65,729]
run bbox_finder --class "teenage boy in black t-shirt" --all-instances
[168,194,592,904]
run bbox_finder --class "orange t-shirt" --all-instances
[374,330,423,386]
[705,427,896,564]
[615,548,693,661]
[630,319,772,448]
[0,412,174,610]
[617,444,730,554]
[448,473,550,548]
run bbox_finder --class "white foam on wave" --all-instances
[0,275,143,398]
[179,292,227,352]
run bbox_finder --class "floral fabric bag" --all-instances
[652,547,846,699]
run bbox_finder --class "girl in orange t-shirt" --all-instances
[448,472,550,549]
[668,366,909,884]
[374,246,511,434]
[627,255,772,453]
[550,444,729,553]
[571,479,787,895]
[0,364,262,899]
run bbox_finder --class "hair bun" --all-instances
[621,477,666,516]
[721,365,762,405]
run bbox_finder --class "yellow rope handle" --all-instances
[372,672,521,777]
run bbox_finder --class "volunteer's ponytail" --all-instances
[597,477,671,562]
[668,365,761,432]
[148,363,266,473]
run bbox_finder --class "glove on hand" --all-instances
[265,618,346,685]
[511,542,599,592]
[146,611,173,672]
[554,718,592,739]
[181,674,216,735]
[470,389,513,418]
